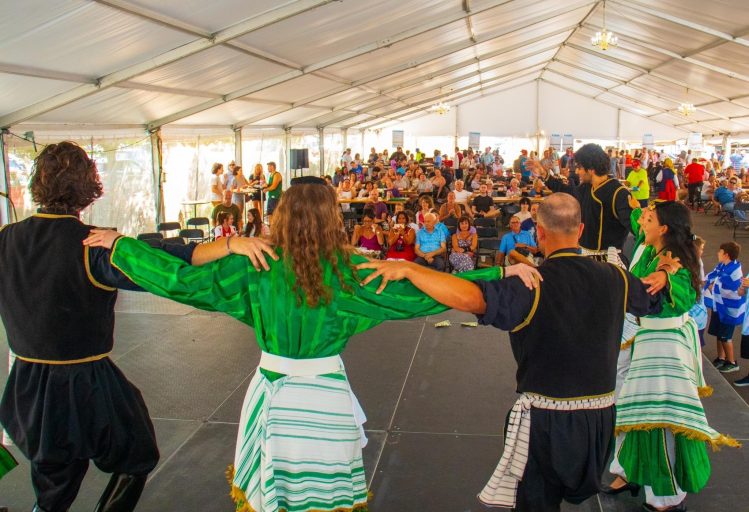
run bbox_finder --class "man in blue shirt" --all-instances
[415,212,447,270]
[713,178,738,213]
[519,150,531,184]
[730,151,744,171]
[497,215,537,266]
[481,147,495,167]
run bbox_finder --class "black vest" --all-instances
[578,179,629,251]
[0,214,117,360]
[509,252,628,398]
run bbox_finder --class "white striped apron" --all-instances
[478,392,615,508]
[230,352,368,512]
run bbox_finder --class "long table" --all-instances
[338,198,408,205]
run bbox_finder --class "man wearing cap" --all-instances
[530,143,633,253]
[625,159,650,208]
[518,150,530,184]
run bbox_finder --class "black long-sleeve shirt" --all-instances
[545,176,633,251]
[474,248,662,397]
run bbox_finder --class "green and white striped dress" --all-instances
[615,245,739,496]
[111,237,501,512]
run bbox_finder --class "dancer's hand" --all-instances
[525,158,546,179]
[357,260,416,294]
[628,193,641,210]
[229,237,278,271]
[641,271,668,294]
[504,263,543,290]
[83,229,123,249]
[656,251,681,274]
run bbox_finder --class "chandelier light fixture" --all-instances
[678,102,696,117]
[678,88,695,116]
[429,100,451,115]
[591,0,618,51]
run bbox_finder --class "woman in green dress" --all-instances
[606,201,738,511]
[84,177,538,512]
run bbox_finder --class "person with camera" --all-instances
[351,210,384,254]
[385,211,416,261]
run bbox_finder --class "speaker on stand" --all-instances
[289,148,309,178]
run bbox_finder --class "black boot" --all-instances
[93,474,147,512]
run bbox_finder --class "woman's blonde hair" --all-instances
[271,183,352,307]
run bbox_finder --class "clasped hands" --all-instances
[357,260,543,295]
[641,251,681,294]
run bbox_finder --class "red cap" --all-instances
[632,159,641,167]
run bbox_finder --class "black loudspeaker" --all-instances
[290,148,309,169]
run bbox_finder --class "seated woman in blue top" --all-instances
[497,214,538,266]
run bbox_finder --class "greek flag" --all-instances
[704,261,745,325]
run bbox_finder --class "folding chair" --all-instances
[476,226,499,239]
[186,217,211,242]
[136,232,163,241]
[473,217,496,229]
[477,238,501,268]
[179,228,205,244]
[733,202,749,238]
[157,221,181,237]
[162,236,186,245]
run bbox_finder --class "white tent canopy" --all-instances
[2,0,749,136]
[3,0,749,231]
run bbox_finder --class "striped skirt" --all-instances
[228,369,369,512]
[615,316,739,495]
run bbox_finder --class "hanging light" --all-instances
[429,101,451,115]
[591,0,618,51]
[678,102,696,116]
[678,88,695,116]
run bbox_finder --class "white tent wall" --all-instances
[456,82,537,137]
[359,109,457,159]
[619,110,689,144]
[161,131,234,225]
[5,130,156,234]
[539,81,618,140]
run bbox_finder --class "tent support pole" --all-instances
[0,131,10,225]
[319,127,324,176]
[149,129,165,226]
[234,127,243,168]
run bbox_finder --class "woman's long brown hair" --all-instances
[271,183,352,307]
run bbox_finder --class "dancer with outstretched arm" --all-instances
[84,176,539,512]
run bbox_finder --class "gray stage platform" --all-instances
[2,212,749,511]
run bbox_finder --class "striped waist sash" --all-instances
[258,351,344,376]
[639,313,689,330]
[478,392,615,508]
[258,351,367,443]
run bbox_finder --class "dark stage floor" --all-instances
[2,211,748,511]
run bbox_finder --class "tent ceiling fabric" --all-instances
[2,0,749,137]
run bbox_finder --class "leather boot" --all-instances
[93,474,147,512]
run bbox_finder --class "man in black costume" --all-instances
[530,143,633,252]
[358,193,676,511]
[0,142,275,512]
